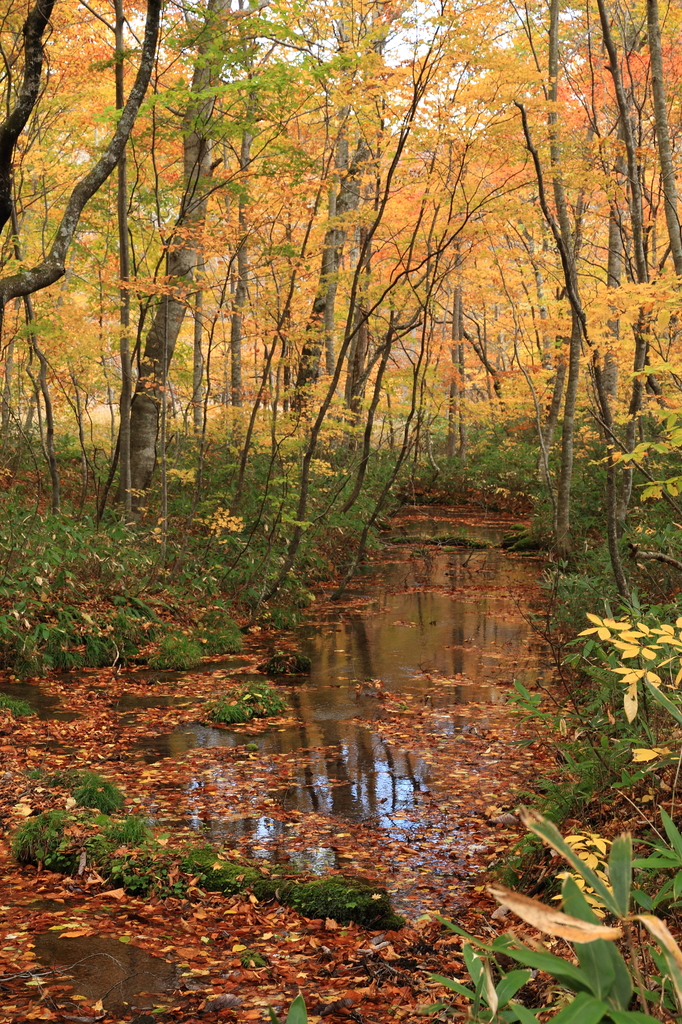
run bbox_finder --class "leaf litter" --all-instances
[0,508,558,1022]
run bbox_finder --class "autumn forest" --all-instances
[4,0,682,1020]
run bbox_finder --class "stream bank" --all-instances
[0,505,557,1021]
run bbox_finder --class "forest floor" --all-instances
[0,507,564,1023]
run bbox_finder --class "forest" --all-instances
[3,0,682,1020]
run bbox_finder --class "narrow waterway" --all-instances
[6,505,553,1014]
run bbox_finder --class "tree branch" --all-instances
[0,0,56,233]
[0,0,161,307]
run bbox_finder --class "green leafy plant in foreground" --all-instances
[268,993,307,1024]
[427,810,682,1022]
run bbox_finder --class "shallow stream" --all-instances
[13,506,551,1011]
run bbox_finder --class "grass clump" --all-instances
[72,772,124,814]
[149,632,203,670]
[32,769,125,815]
[13,809,153,875]
[208,681,288,724]
[0,692,34,716]
[258,651,311,675]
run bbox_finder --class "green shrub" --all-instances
[0,692,34,716]
[208,681,288,724]
[430,814,682,1023]
[199,623,243,656]
[149,632,203,670]
[12,810,81,871]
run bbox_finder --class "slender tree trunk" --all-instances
[1,337,14,444]
[116,0,132,515]
[230,129,252,409]
[593,354,630,599]
[647,0,682,274]
[192,271,204,434]
[10,207,60,512]
[555,314,581,558]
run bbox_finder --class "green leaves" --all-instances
[521,811,622,917]
[608,834,632,918]
[268,994,307,1024]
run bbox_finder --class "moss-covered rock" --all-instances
[13,820,404,929]
[186,848,404,929]
[285,875,404,930]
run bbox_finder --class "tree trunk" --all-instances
[230,129,252,409]
[116,0,132,515]
[128,2,220,494]
[647,0,682,274]
[555,313,581,559]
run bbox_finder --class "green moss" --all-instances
[184,848,264,894]
[207,681,288,724]
[149,632,203,670]
[0,692,34,716]
[13,822,404,929]
[186,848,403,929]
[258,652,311,675]
[286,876,404,930]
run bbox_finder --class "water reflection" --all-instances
[135,537,550,840]
[32,934,178,1013]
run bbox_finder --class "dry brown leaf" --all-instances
[488,885,622,942]
[634,915,682,969]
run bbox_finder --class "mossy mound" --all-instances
[258,652,311,675]
[501,528,546,553]
[0,692,34,716]
[13,818,404,929]
[186,848,404,929]
[207,681,288,724]
[286,875,403,929]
